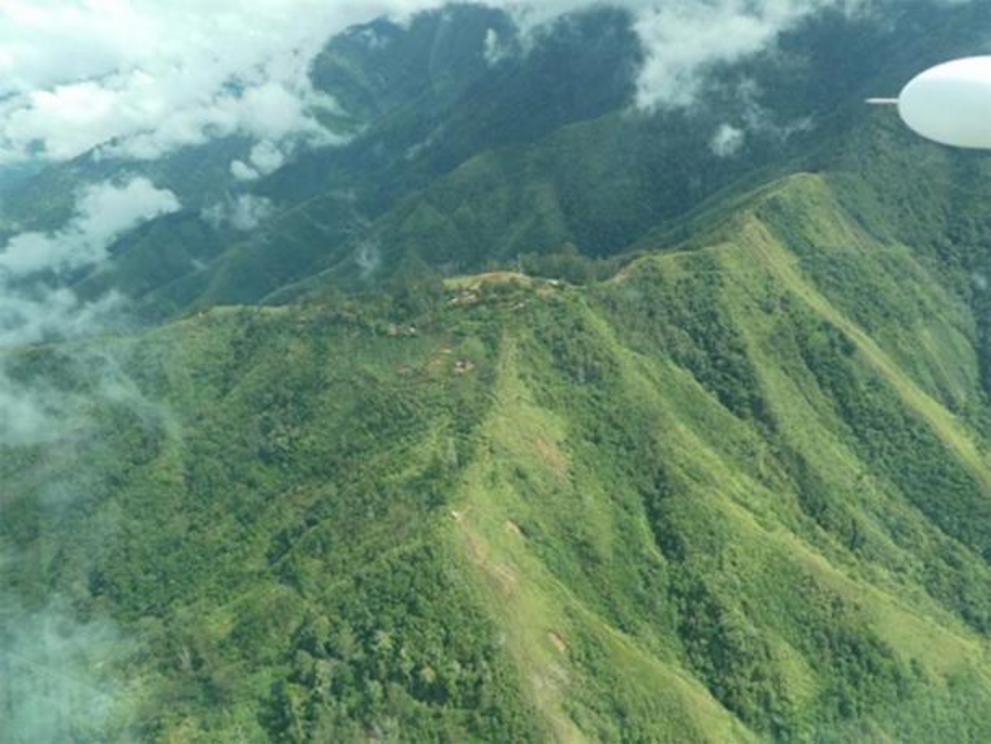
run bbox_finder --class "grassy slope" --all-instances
[6,171,991,741]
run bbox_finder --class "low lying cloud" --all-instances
[0,176,179,447]
[231,139,289,181]
[0,287,124,448]
[484,28,513,66]
[0,172,179,737]
[0,0,925,171]
[710,123,746,157]
[0,599,134,743]
[0,287,122,349]
[203,194,275,232]
[0,179,179,342]
[0,178,179,279]
[356,239,383,277]
[0,378,66,447]
[0,1,439,167]
[631,0,851,110]
[707,77,818,158]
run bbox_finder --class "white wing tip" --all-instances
[866,98,899,105]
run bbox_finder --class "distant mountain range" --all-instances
[1,2,986,319]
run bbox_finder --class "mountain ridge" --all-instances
[8,167,991,739]
[9,2,991,741]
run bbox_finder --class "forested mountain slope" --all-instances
[6,1,991,321]
[9,1,991,742]
[7,165,991,741]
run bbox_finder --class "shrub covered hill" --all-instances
[11,2,991,743]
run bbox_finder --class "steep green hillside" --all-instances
[7,170,991,741]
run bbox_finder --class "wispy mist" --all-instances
[0,176,180,739]
[0,599,136,743]
[203,193,275,232]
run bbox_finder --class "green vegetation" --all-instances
[11,3,991,741]
[7,169,991,740]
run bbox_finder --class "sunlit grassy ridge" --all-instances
[6,167,991,741]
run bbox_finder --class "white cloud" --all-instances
[728,77,817,142]
[356,239,382,277]
[0,176,177,352]
[231,139,288,181]
[484,28,511,66]
[0,0,436,165]
[710,123,745,157]
[631,0,860,110]
[202,194,275,232]
[0,177,180,278]
[496,0,881,110]
[0,286,124,348]
[0,376,70,446]
[0,177,177,446]
[0,0,894,168]
[249,140,287,175]
[0,280,126,447]
[231,160,260,182]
